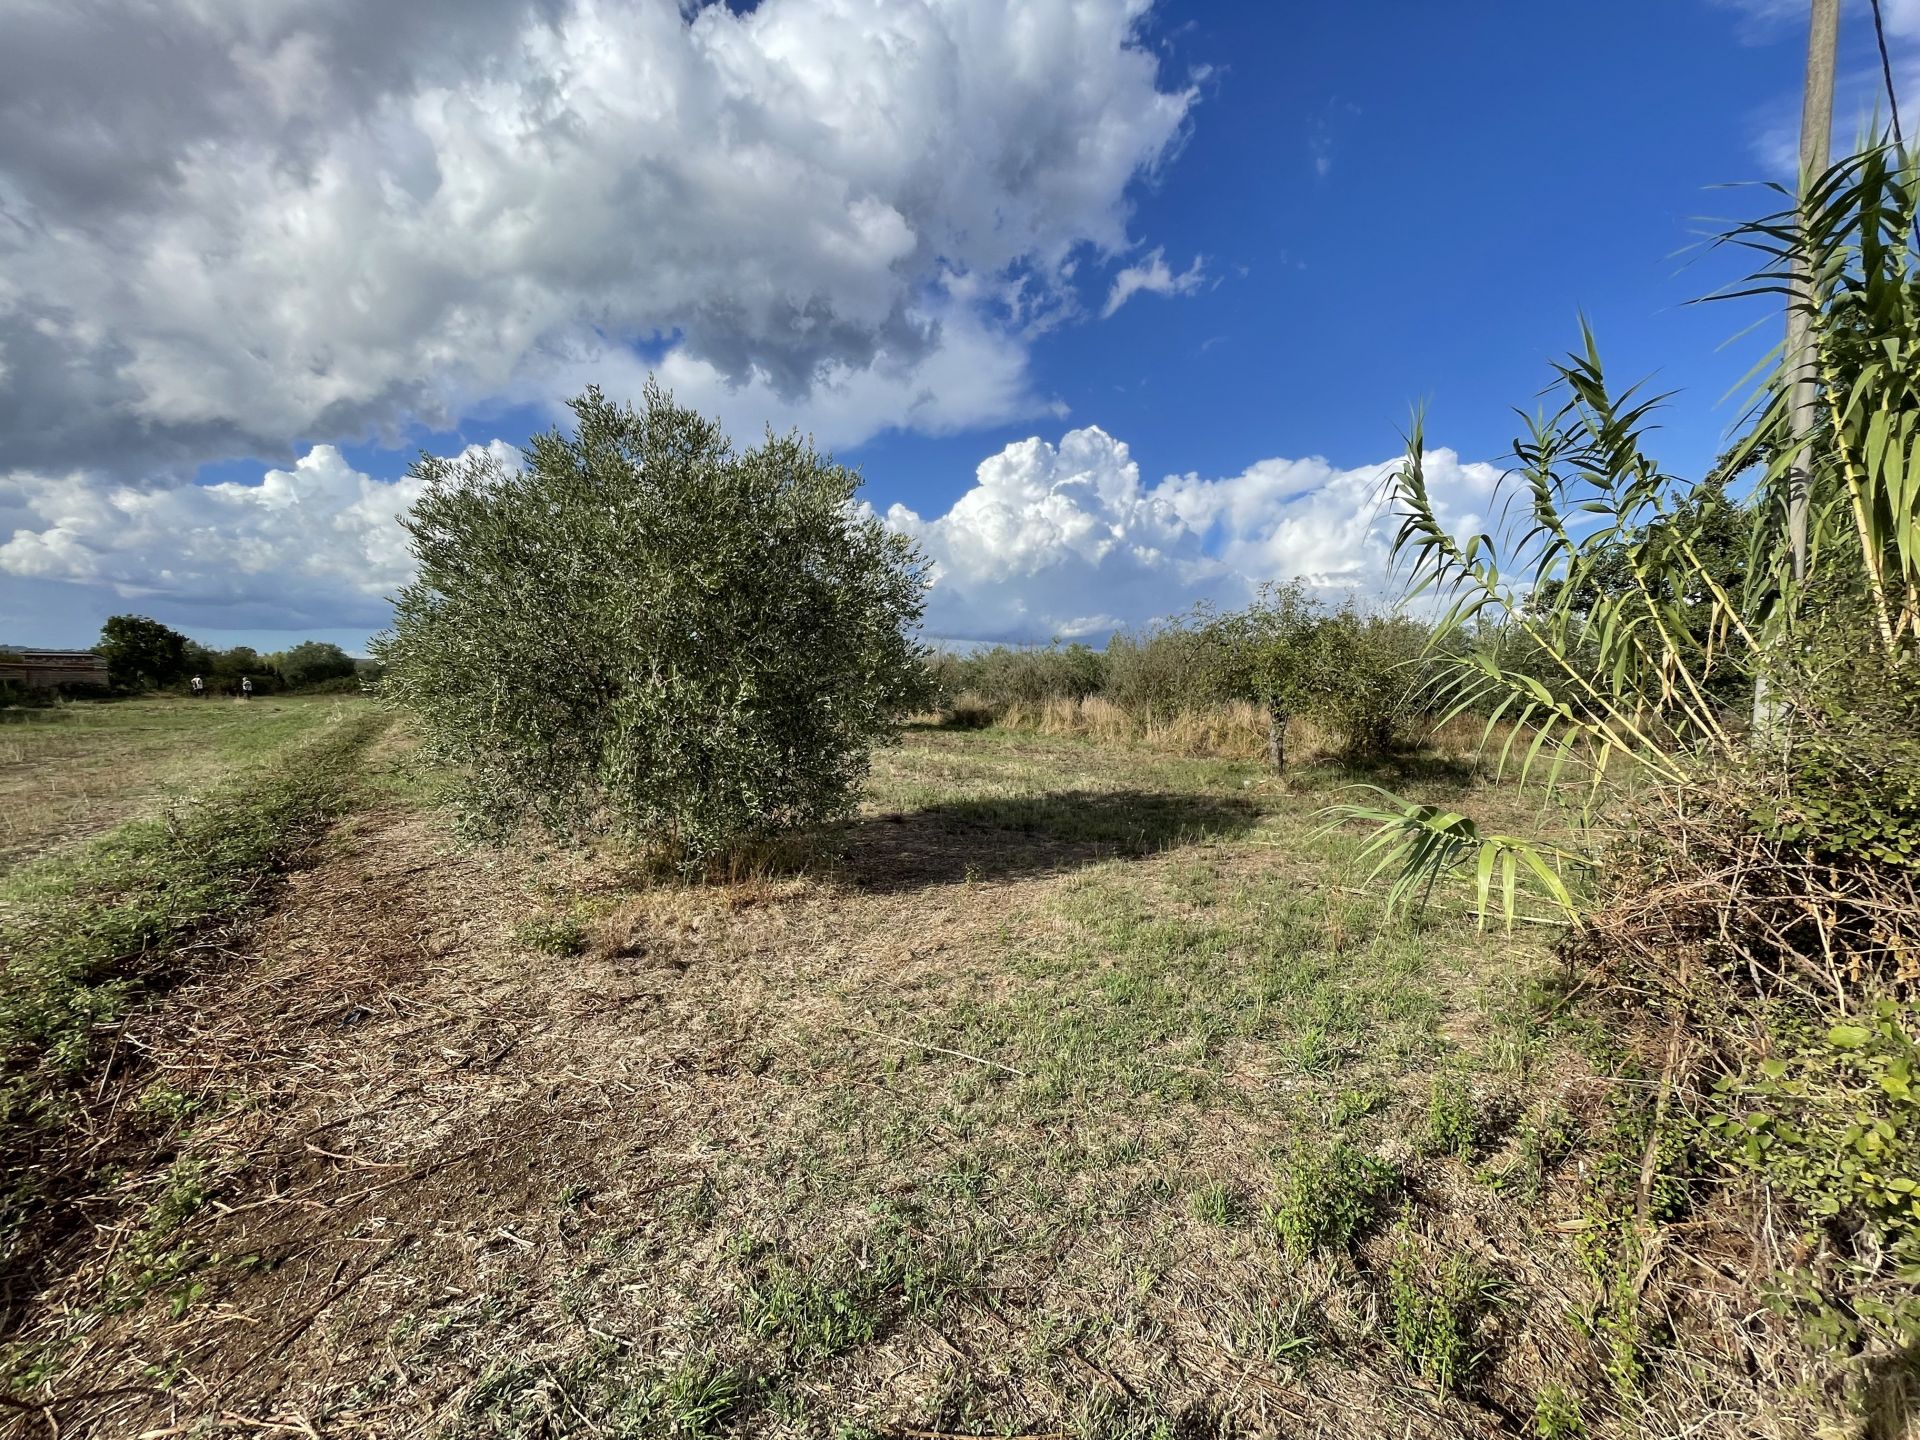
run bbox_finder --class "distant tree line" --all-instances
[924,516,1761,772]
[90,614,374,696]
[925,582,1439,768]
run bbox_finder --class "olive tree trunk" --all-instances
[1266,704,1289,773]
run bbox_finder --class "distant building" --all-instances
[0,648,112,690]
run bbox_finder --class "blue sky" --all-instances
[0,0,1901,652]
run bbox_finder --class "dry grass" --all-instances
[991,695,1270,759]
[0,719,1832,1439]
[942,696,1502,772]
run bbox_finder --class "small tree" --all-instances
[96,614,189,690]
[1205,583,1326,771]
[375,383,930,866]
[1198,586,1424,769]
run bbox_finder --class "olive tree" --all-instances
[1204,584,1424,769]
[375,383,930,866]
[1204,582,1325,771]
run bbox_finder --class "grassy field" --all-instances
[0,695,357,873]
[0,706,1790,1439]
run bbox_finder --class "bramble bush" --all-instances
[376,383,930,869]
[1706,1003,1920,1349]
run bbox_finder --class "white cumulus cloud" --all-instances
[887,426,1503,643]
[2,424,1502,645]
[0,445,508,631]
[0,0,1196,476]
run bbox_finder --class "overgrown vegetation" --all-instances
[0,692,1855,1437]
[1340,140,1920,1427]
[376,383,929,869]
[926,583,1435,769]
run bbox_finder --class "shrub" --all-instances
[925,642,1107,712]
[376,383,929,869]
[943,695,997,729]
[512,913,588,957]
[1198,585,1430,768]
[1104,616,1236,722]
[1306,608,1430,758]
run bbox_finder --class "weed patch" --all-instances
[1191,1179,1245,1227]
[1236,1293,1321,1370]
[1422,1073,1481,1158]
[511,911,588,956]
[1532,1382,1587,1438]
[1267,1137,1399,1259]
[1384,1217,1502,1394]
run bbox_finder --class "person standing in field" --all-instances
[240,675,253,700]
[190,674,204,697]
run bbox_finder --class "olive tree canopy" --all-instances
[376,383,929,865]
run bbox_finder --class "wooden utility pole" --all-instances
[1758,0,1841,733]
[1787,0,1840,584]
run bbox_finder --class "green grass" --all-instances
[0,708,388,1152]
[864,854,1447,1120]
[1190,1178,1245,1227]
[0,695,357,873]
[1236,1293,1321,1370]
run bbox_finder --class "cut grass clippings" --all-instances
[0,707,390,1175]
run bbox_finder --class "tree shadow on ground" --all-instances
[835,788,1262,893]
[1283,751,1486,796]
